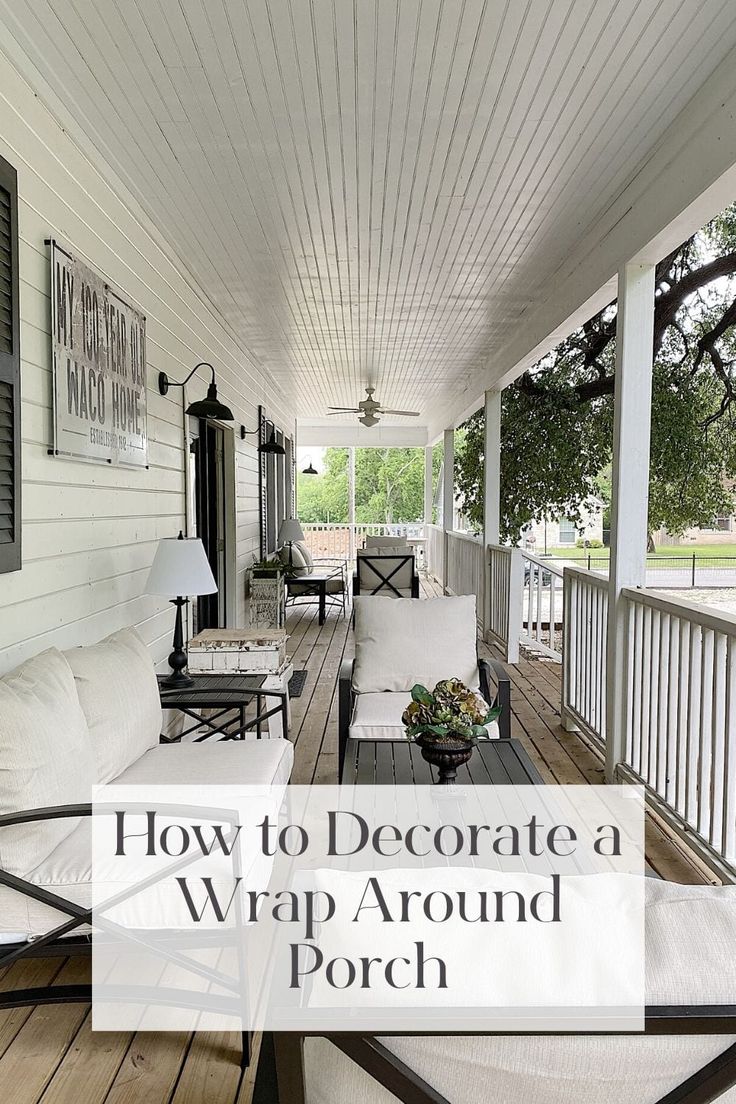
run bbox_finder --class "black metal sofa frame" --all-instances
[260,1014,736,1104]
[0,801,252,1067]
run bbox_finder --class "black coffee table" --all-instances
[341,737,544,785]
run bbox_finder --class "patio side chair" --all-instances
[353,551,419,599]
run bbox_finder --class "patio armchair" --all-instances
[338,595,510,776]
[353,551,420,599]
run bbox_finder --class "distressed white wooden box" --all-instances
[188,629,289,673]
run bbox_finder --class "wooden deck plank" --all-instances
[0,959,90,1104]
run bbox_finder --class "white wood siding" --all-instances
[0,59,295,676]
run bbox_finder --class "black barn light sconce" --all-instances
[301,457,318,474]
[240,414,286,455]
[158,361,234,421]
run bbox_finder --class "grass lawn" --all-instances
[544,544,736,561]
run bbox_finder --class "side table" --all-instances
[158,673,288,742]
[187,629,293,737]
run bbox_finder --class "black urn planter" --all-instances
[415,733,477,784]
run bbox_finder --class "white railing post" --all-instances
[506,547,524,664]
[483,389,501,637]
[606,263,655,783]
[348,446,356,564]
[424,445,433,539]
[442,428,454,595]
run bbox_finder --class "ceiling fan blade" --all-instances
[380,409,421,417]
[326,408,360,414]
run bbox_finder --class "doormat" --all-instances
[288,669,308,697]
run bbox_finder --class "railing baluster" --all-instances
[723,637,736,863]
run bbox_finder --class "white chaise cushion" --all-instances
[0,648,94,876]
[304,879,736,1104]
[65,628,162,783]
[350,692,499,742]
[352,595,479,693]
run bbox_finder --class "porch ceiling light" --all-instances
[158,361,234,421]
[302,457,318,474]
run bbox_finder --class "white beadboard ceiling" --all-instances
[3,0,736,433]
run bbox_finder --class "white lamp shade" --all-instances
[146,535,217,597]
[278,518,305,544]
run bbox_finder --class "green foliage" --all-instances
[454,205,736,544]
[297,446,442,524]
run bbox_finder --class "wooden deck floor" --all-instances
[0,578,713,1104]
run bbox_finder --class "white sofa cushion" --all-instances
[112,739,294,789]
[350,692,499,742]
[0,738,294,942]
[0,648,94,876]
[304,879,736,1104]
[352,595,479,693]
[65,628,162,783]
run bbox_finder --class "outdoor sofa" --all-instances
[0,626,293,1054]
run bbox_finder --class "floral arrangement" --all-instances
[401,678,501,744]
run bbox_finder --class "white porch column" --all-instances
[442,428,454,593]
[442,429,454,530]
[423,445,434,528]
[483,389,502,638]
[348,445,356,563]
[605,263,655,783]
[483,389,501,545]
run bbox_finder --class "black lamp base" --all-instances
[162,596,194,688]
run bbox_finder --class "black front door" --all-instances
[192,420,227,629]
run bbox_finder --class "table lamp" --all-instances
[146,532,217,688]
[278,518,305,568]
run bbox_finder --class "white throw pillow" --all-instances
[352,595,479,693]
[280,542,312,576]
[0,648,94,876]
[65,628,162,783]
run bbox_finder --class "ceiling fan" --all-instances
[326,387,421,428]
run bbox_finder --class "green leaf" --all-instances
[470,724,489,737]
[484,705,502,724]
[410,684,434,706]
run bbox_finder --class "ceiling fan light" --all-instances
[359,413,379,428]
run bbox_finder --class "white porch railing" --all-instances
[301,523,425,566]
[445,531,486,630]
[487,544,523,662]
[519,552,565,662]
[560,566,609,748]
[618,588,736,873]
[426,523,445,584]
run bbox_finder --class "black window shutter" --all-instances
[0,154,19,574]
